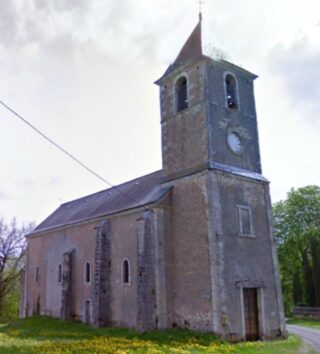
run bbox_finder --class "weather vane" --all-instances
[197,0,205,21]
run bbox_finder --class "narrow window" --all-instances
[84,299,91,324]
[35,266,40,284]
[122,259,130,285]
[238,206,253,236]
[57,264,62,284]
[176,76,188,112]
[225,74,238,109]
[85,262,91,283]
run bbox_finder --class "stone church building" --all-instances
[22,18,287,341]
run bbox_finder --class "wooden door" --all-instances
[243,288,259,341]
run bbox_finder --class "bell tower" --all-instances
[155,17,286,340]
[155,18,262,181]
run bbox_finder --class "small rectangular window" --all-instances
[58,264,62,284]
[237,206,254,236]
[35,266,40,284]
[85,262,91,283]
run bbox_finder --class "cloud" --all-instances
[34,0,88,13]
[0,0,169,65]
[268,35,320,116]
[0,191,11,200]
[48,176,61,187]
[0,2,20,47]
[0,0,89,49]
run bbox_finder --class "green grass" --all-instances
[287,317,320,328]
[0,316,311,353]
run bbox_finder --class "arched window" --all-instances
[225,74,238,109]
[85,262,91,283]
[175,76,188,112]
[57,264,62,284]
[35,266,40,284]
[122,259,130,285]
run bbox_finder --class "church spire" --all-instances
[155,17,204,84]
[172,18,203,66]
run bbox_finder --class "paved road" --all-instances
[287,324,320,353]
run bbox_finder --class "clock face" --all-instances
[227,132,242,154]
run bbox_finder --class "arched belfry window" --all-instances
[85,262,91,283]
[225,74,238,109]
[122,259,131,285]
[175,76,188,112]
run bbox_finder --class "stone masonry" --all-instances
[60,250,74,320]
[93,220,112,327]
[22,17,287,341]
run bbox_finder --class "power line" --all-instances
[0,99,138,206]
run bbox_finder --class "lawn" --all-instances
[287,317,320,329]
[0,316,313,354]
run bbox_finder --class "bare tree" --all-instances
[0,218,34,318]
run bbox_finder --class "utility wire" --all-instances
[0,99,138,205]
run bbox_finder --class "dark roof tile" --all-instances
[32,170,168,234]
[155,19,207,84]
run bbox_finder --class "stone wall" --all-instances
[163,171,213,331]
[206,61,261,174]
[25,222,96,321]
[160,62,208,179]
[137,210,157,331]
[93,220,111,327]
[60,250,74,320]
[24,168,286,341]
[207,170,286,340]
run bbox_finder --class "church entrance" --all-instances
[243,288,259,341]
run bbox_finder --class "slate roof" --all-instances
[155,18,257,85]
[155,18,210,84]
[31,170,169,235]
[209,162,269,182]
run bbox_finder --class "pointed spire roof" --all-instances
[155,18,207,85]
[173,19,203,65]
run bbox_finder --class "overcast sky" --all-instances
[1,0,319,224]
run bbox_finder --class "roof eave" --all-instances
[27,186,172,238]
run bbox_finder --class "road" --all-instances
[287,324,320,353]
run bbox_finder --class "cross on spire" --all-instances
[198,0,205,21]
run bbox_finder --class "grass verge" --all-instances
[287,317,320,329]
[0,316,311,353]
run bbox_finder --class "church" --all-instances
[21,16,287,341]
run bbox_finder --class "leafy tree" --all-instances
[273,186,320,314]
[0,218,34,321]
